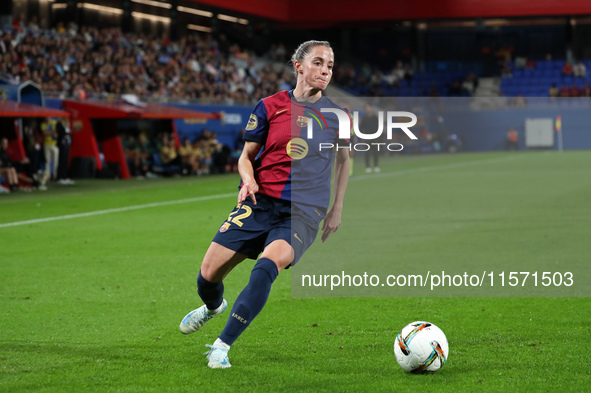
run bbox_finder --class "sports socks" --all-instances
[212,337,230,350]
[197,271,224,311]
[218,258,279,346]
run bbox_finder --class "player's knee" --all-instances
[199,262,217,282]
[261,240,293,272]
[268,254,292,273]
[200,255,225,282]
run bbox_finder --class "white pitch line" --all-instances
[0,192,236,229]
[350,154,522,182]
[0,154,523,229]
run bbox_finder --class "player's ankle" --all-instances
[213,337,231,350]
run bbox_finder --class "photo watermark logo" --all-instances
[308,109,418,151]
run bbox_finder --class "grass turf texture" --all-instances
[1,151,589,392]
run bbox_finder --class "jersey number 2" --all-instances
[226,204,253,227]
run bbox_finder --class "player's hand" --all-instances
[321,207,342,243]
[238,181,259,205]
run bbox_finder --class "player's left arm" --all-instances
[321,148,350,243]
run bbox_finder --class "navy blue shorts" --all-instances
[211,194,319,266]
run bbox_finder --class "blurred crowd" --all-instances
[121,130,236,179]
[333,60,478,97]
[0,15,489,105]
[0,18,295,104]
[334,61,415,91]
[499,51,591,98]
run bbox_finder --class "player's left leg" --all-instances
[180,243,247,335]
[206,240,292,368]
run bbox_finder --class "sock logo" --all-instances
[232,313,248,324]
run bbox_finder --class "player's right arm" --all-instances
[239,99,270,206]
[238,141,262,205]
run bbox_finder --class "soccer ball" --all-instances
[393,321,449,373]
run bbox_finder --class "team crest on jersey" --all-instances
[219,222,231,233]
[296,115,309,128]
[246,114,258,130]
[287,138,309,160]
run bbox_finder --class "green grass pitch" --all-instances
[1,151,590,392]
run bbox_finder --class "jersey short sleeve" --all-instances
[243,99,269,145]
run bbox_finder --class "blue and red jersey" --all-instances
[242,90,349,223]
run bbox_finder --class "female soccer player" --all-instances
[179,40,350,368]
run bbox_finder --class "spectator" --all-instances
[548,83,559,98]
[136,132,154,176]
[159,133,182,172]
[514,56,527,69]
[462,72,478,95]
[178,137,199,175]
[569,83,580,97]
[573,61,587,78]
[506,127,519,151]
[0,138,20,192]
[22,120,44,172]
[122,134,141,177]
[559,84,570,97]
[40,118,60,183]
[562,61,574,76]
[393,61,405,81]
[12,12,26,34]
[56,117,75,185]
[203,131,229,174]
[194,139,212,175]
[0,137,41,190]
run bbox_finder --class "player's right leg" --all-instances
[206,240,291,368]
[179,242,246,334]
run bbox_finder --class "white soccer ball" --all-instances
[393,321,449,373]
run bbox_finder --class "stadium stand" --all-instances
[2,0,591,191]
[0,23,295,105]
[500,60,591,97]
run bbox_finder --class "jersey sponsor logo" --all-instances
[245,113,258,130]
[275,109,287,116]
[286,138,309,160]
[219,222,231,233]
